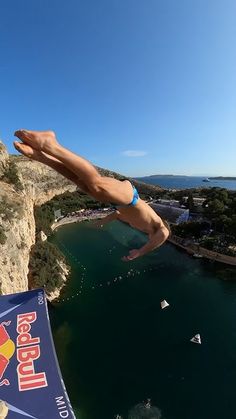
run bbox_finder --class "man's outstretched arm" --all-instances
[122,225,169,261]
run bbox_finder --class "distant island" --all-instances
[135,175,236,180]
[209,177,236,180]
[136,174,189,178]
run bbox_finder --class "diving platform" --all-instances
[0,289,75,418]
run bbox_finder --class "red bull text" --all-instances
[0,312,48,391]
[16,311,48,391]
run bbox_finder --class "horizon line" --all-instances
[131,173,236,178]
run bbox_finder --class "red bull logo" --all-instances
[0,312,48,392]
[0,321,15,387]
[16,311,48,391]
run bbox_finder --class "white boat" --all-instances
[202,178,210,182]
[190,334,201,344]
[160,300,170,309]
[193,253,203,258]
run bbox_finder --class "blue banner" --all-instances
[0,289,75,418]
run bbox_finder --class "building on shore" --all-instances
[150,202,189,224]
[155,198,181,207]
[182,197,206,207]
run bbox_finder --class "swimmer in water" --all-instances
[13,129,170,261]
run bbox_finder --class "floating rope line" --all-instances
[53,238,158,304]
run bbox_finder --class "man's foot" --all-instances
[14,129,58,152]
[14,141,53,164]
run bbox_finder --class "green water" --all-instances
[49,221,236,419]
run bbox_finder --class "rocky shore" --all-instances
[168,235,236,266]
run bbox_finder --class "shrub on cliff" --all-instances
[0,199,23,221]
[2,160,23,191]
[29,241,69,292]
[0,227,7,244]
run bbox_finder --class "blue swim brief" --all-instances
[114,183,139,209]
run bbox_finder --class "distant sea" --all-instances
[135,175,236,190]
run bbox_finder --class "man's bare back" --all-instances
[13,129,169,261]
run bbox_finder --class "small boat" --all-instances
[190,334,201,344]
[160,300,170,309]
[202,178,210,182]
[193,253,203,258]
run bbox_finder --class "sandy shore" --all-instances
[51,211,113,231]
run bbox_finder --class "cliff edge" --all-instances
[0,140,76,297]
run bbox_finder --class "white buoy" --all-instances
[160,300,170,309]
[190,334,201,344]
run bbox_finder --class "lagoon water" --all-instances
[49,220,236,419]
[135,176,236,190]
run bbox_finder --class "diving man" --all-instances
[14,129,169,261]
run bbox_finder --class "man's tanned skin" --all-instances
[13,129,169,261]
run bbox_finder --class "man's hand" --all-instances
[122,249,141,262]
[122,225,169,261]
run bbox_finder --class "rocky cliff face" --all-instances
[0,142,76,296]
[0,141,8,176]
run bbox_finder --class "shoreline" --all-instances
[51,210,113,231]
[168,235,236,267]
[49,210,113,301]
[51,212,236,268]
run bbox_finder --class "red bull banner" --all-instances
[0,289,75,418]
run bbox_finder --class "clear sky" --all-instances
[1,0,235,176]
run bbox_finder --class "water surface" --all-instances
[49,221,236,419]
[135,176,236,190]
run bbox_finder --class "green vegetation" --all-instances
[171,188,236,256]
[29,241,69,293]
[0,226,7,245]
[0,198,22,222]
[34,190,109,235]
[173,221,211,239]
[1,160,23,191]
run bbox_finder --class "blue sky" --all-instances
[0,0,235,176]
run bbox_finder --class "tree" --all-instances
[186,193,194,211]
[205,199,225,216]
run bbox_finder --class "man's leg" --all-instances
[14,130,134,205]
[13,142,90,193]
